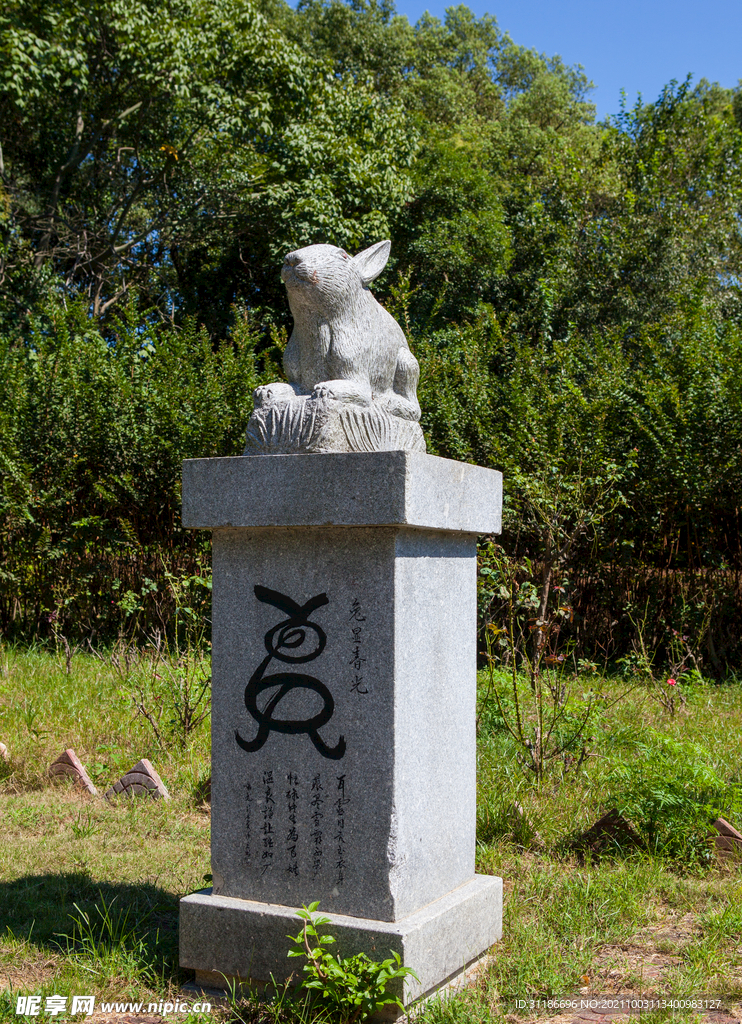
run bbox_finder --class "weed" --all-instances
[623,600,713,716]
[608,731,741,863]
[19,700,47,742]
[287,903,418,1023]
[70,811,100,841]
[479,548,638,782]
[56,895,158,985]
[701,897,742,940]
[221,975,327,1024]
[116,565,212,748]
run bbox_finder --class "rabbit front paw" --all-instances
[311,380,371,405]
[253,382,296,408]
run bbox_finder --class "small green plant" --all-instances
[287,903,418,1023]
[623,599,711,716]
[221,973,318,1024]
[130,564,212,747]
[70,811,100,840]
[19,699,47,740]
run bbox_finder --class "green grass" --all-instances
[1,646,741,1023]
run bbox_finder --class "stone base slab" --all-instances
[179,874,502,1006]
[184,954,494,1022]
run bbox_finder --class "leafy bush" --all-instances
[0,296,277,640]
[607,730,741,863]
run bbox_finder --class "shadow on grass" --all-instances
[0,872,180,977]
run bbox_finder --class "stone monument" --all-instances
[179,241,503,1009]
[244,241,426,456]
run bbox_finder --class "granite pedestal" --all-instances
[179,451,503,1006]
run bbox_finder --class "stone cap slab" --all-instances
[182,451,501,534]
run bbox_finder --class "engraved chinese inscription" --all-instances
[349,598,368,694]
[240,769,349,883]
[311,773,324,877]
[261,770,275,874]
[335,774,349,884]
[244,782,252,861]
[286,772,299,875]
[235,586,346,760]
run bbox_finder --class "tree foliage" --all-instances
[0,0,416,333]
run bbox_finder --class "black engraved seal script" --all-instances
[235,586,346,760]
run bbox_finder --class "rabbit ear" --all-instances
[352,240,391,285]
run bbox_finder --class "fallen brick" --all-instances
[49,748,98,796]
[713,816,742,859]
[570,809,642,861]
[105,758,170,801]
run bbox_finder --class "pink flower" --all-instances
[666,677,677,686]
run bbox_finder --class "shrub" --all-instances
[607,730,741,863]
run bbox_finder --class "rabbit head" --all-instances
[281,241,391,315]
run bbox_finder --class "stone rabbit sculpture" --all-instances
[245,241,426,455]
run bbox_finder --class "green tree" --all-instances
[285,2,597,325]
[0,0,416,333]
[492,79,742,342]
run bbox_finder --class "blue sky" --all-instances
[393,0,742,121]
